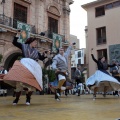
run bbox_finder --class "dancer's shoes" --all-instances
[56,89,61,97]
[13,98,19,105]
[26,95,31,105]
[26,102,30,105]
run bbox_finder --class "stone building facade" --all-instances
[0,0,73,70]
[82,0,120,77]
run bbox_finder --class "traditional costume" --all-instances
[2,36,46,105]
[52,46,73,101]
[86,54,120,99]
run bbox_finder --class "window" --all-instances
[48,17,58,38]
[105,3,113,9]
[48,17,58,34]
[78,59,81,65]
[14,3,27,23]
[96,27,106,45]
[78,51,81,58]
[95,6,105,17]
[97,49,107,60]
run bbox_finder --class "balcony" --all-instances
[0,14,36,34]
[44,30,65,42]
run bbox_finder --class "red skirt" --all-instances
[2,60,42,91]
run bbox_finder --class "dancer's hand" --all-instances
[16,30,21,37]
[91,48,93,53]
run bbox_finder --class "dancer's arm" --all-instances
[91,48,98,63]
[91,54,98,63]
[12,37,22,49]
[64,46,72,58]
[64,43,74,58]
[12,33,22,50]
[108,64,116,67]
[52,56,58,71]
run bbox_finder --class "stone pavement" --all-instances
[0,94,120,120]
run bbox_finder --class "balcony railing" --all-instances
[44,30,65,42]
[0,14,36,34]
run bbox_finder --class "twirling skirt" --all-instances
[49,79,73,93]
[1,58,43,91]
[86,70,120,92]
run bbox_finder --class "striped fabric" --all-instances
[2,60,42,91]
[22,44,39,60]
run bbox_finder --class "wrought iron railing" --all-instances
[0,14,36,34]
[44,30,65,42]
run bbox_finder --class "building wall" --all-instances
[0,0,71,38]
[83,0,120,76]
[71,49,85,68]
[0,0,73,69]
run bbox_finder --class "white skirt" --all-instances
[20,58,43,89]
[86,70,120,92]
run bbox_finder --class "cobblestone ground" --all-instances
[0,94,119,120]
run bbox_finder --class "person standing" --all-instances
[110,59,120,97]
[74,65,84,96]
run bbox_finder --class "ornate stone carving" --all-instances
[63,6,70,15]
[48,6,60,16]
[23,0,32,4]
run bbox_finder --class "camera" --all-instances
[18,29,21,32]
[72,42,76,45]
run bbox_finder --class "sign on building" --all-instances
[17,21,31,43]
[52,33,62,53]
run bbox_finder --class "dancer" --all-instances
[86,48,120,100]
[2,31,48,105]
[110,59,120,97]
[52,43,74,101]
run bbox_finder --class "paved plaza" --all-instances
[0,94,119,120]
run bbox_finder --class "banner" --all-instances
[17,21,31,43]
[109,44,120,63]
[52,33,62,53]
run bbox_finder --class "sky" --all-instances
[70,0,96,49]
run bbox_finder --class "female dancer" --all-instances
[3,31,48,105]
[86,49,120,100]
